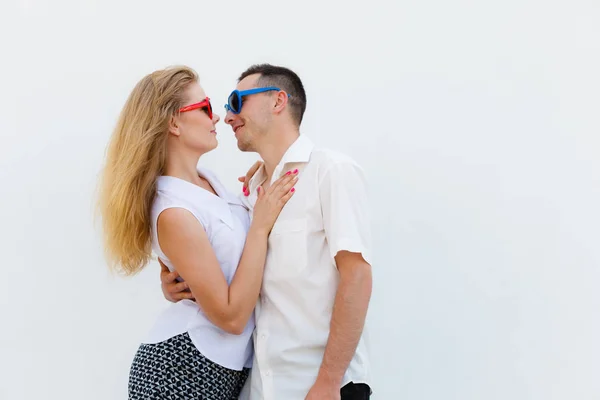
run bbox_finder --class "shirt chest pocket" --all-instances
[267,218,308,278]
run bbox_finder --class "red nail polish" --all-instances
[293,169,298,174]
[291,188,295,193]
[286,171,291,175]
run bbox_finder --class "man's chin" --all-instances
[236,141,252,152]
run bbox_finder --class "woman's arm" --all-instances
[157,172,297,335]
[158,209,267,334]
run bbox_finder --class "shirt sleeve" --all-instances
[319,159,372,266]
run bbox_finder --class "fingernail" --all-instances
[291,188,295,193]
[293,169,298,174]
[257,187,261,193]
[286,171,291,175]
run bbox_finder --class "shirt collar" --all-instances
[278,134,315,165]
[248,135,315,192]
[197,167,244,207]
[156,167,241,229]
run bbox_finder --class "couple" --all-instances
[98,63,373,399]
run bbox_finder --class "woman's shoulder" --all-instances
[151,186,200,223]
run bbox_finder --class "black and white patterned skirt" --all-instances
[128,332,249,399]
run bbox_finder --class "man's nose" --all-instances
[224,108,235,125]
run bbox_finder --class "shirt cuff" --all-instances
[330,237,372,266]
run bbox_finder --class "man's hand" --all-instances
[305,375,340,400]
[238,160,263,196]
[159,258,195,302]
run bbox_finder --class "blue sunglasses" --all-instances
[224,86,289,114]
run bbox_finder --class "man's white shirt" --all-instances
[240,135,372,400]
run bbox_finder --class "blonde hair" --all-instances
[97,65,198,275]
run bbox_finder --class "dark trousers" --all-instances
[341,382,372,400]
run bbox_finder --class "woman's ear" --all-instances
[168,116,181,137]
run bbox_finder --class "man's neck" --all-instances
[259,128,300,180]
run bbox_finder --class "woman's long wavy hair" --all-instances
[97,66,198,275]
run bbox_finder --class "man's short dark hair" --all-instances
[238,64,307,125]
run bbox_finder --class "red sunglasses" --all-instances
[178,97,213,119]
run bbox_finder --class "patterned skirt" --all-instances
[128,332,249,399]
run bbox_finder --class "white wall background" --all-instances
[1,0,599,399]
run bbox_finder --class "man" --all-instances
[161,64,373,399]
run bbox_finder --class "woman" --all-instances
[97,65,297,399]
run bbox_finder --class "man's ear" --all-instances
[168,116,181,137]
[273,91,289,115]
